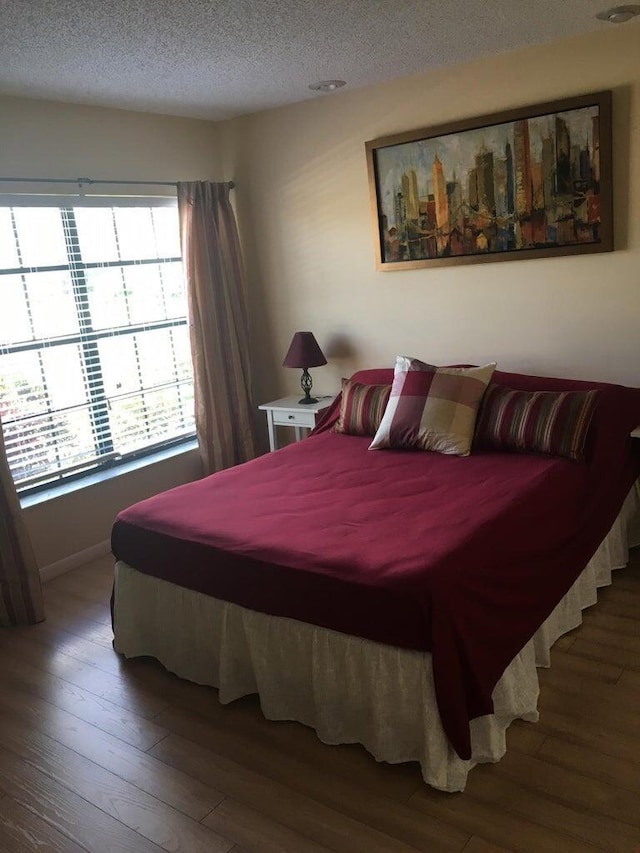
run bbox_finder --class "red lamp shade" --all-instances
[282,332,327,369]
[282,332,327,404]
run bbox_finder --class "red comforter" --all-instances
[112,369,640,759]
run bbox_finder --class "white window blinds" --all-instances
[0,203,195,492]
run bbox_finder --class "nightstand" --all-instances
[258,395,334,451]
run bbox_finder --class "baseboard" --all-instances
[40,539,112,582]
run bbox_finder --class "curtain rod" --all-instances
[0,176,235,189]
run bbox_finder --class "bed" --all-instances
[111,367,640,791]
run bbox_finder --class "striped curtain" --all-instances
[0,424,44,626]
[177,182,258,475]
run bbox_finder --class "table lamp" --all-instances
[282,331,327,404]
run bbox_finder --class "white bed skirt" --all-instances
[113,481,640,792]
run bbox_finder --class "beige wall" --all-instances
[0,95,223,191]
[0,95,220,566]
[227,24,640,407]
[4,24,640,565]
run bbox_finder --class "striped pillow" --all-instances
[475,384,599,461]
[334,379,392,436]
[369,357,496,456]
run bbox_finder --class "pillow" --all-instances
[369,357,496,456]
[334,378,392,436]
[475,384,599,461]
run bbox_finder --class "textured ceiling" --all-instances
[0,0,632,120]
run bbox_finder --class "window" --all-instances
[0,202,195,493]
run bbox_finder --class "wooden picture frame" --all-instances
[365,91,613,271]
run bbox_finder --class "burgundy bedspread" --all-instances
[112,369,640,760]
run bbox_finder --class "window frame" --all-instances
[0,198,196,495]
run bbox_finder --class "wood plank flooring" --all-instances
[0,551,638,853]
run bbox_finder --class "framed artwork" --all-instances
[365,91,612,271]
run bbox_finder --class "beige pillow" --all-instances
[369,357,496,456]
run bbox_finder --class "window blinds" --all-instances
[0,204,195,492]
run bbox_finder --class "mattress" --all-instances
[112,367,640,759]
[113,481,640,791]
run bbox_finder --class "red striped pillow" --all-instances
[334,379,391,436]
[475,384,599,461]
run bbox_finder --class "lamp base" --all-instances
[298,368,317,405]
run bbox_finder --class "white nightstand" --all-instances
[258,395,334,451]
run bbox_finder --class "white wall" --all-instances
[224,24,640,405]
[0,95,221,566]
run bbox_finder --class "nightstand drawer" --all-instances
[272,409,316,428]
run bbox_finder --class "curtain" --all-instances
[177,181,258,474]
[0,425,44,626]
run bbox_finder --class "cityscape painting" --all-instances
[366,92,612,270]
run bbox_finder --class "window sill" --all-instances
[20,439,199,509]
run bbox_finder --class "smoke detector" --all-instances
[596,4,640,22]
[308,80,346,92]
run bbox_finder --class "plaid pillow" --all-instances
[334,378,392,436]
[369,357,496,456]
[475,384,599,461]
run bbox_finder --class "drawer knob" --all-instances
[288,414,294,419]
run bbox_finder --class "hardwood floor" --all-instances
[0,551,639,853]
